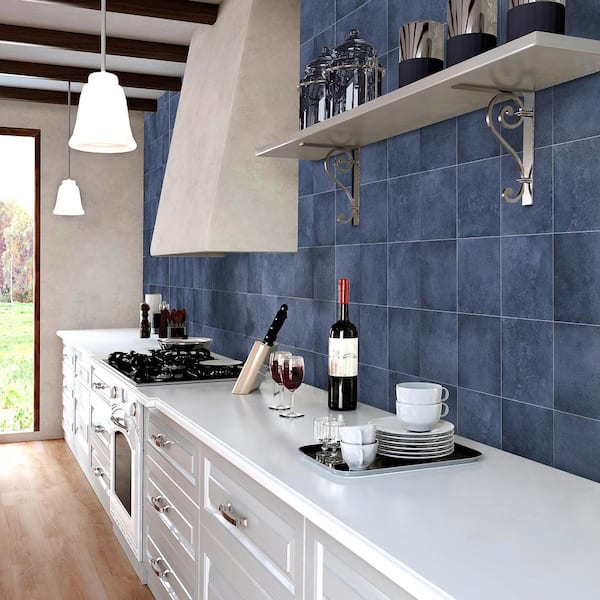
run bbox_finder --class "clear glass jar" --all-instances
[325,29,385,117]
[298,47,333,130]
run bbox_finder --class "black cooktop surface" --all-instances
[107,349,243,385]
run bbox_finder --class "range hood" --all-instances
[151,0,299,257]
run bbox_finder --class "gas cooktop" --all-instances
[107,348,243,385]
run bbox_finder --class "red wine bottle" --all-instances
[328,278,358,410]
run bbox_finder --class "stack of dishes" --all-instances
[369,417,454,459]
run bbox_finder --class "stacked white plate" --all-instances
[369,417,455,459]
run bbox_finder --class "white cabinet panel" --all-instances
[305,522,416,600]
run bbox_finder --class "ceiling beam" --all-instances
[34,0,219,24]
[0,24,188,62]
[0,85,157,111]
[0,59,181,91]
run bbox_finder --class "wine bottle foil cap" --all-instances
[338,278,350,304]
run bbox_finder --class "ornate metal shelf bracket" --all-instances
[486,91,535,206]
[323,146,361,225]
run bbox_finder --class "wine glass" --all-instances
[279,355,304,419]
[313,416,332,461]
[323,416,345,466]
[268,351,292,410]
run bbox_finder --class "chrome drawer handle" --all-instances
[93,424,105,434]
[93,382,107,390]
[151,495,172,514]
[151,433,173,449]
[150,557,171,579]
[219,503,248,528]
[92,466,104,478]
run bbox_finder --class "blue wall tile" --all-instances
[458,315,501,396]
[502,235,553,320]
[143,2,600,483]
[555,323,600,420]
[555,412,600,483]
[458,238,500,316]
[555,232,600,325]
[420,241,457,312]
[502,319,553,407]
[457,388,501,448]
[502,400,553,465]
[458,158,501,238]
[554,137,600,233]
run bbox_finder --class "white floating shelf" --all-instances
[256,32,600,160]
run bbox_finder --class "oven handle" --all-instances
[110,405,129,432]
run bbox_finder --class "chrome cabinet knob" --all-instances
[149,557,170,579]
[150,495,172,514]
[93,424,105,434]
[150,433,173,449]
[92,466,104,478]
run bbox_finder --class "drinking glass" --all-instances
[279,355,305,419]
[323,417,345,465]
[313,416,332,461]
[268,351,292,410]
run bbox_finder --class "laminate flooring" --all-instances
[0,440,153,600]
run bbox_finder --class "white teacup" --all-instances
[396,382,449,405]
[396,401,449,432]
[339,424,377,445]
[340,441,378,470]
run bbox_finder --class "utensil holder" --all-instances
[232,341,278,395]
[507,0,565,41]
[447,0,498,67]
[398,20,444,87]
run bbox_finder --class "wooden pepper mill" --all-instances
[140,302,151,338]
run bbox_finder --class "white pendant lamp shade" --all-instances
[69,72,137,153]
[54,179,84,215]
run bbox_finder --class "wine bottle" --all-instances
[328,278,358,410]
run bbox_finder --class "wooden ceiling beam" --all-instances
[34,0,219,25]
[0,59,181,91]
[0,24,188,63]
[0,85,157,111]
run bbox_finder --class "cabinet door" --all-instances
[199,525,273,600]
[305,523,416,600]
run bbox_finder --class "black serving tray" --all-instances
[299,442,482,477]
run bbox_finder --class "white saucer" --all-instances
[370,417,454,437]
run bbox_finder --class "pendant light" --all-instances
[69,0,136,153]
[54,82,85,216]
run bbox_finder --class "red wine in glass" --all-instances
[268,351,291,411]
[280,356,304,419]
[282,365,304,391]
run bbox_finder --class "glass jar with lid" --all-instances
[298,47,333,130]
[325,29,385,117]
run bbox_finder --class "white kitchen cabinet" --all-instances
[144,409,201,600]
[305,522,416,600]
[72,356,90,469]
[61,344,76,450]
[200,444,304,600]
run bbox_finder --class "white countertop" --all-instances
[58,329,600,600]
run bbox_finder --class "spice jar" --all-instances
[299,47,333,130]
[325,29,385,117]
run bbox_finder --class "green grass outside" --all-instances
[0,301,34,432]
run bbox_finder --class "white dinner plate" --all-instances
[378,446,454,459]
[370,417,454,437]
[377,439,454,450]
[375,431,454,443]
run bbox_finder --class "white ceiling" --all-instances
[0,0,223,102]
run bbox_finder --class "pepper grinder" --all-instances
[140,302,151,338]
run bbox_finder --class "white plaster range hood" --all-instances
[150,0,299,256]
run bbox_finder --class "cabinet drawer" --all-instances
[90,366,121,404]
[90,442,110,497]
[202,446,303,598]
[200,524,275,600]
[305,522,416,600]
[146,409,200,502]
[145,451,199,560]
[146,507,195,600]
[89,395,111,453]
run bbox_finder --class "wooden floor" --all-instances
[0,440,153,600]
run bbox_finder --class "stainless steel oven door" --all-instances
[109,404,142,561]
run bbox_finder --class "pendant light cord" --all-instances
[67,81,71,179]
[101,0,107,72]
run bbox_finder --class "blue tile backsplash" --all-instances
[143,1,600,483]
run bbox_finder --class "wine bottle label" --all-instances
[328,338,358,377]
